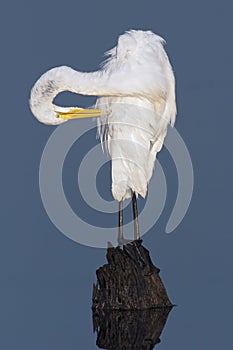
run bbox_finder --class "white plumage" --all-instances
[30,30,176,202]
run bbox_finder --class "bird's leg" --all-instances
[132,192,140,241]
[117,200,131,246]
[118,200,123,244]
[124,191,147,268]
[118,193,145,268]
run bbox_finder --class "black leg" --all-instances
[132,192,140,240]
[118,200,123,243]
[118,200,131,246]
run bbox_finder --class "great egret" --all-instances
[30,30,176,245]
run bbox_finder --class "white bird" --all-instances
[30,30,176,244]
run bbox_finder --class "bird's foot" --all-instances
[130,240,157,276]
[123,239,147,268]
[117,237,132,246]
[131,240,147,268]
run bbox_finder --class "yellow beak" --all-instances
[56,107,101,121]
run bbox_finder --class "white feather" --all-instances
[29,30,176,201]
[97,30,176,200]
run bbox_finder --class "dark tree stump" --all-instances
[93,308,171,350]
[92,240,172,311]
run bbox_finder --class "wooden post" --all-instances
[92,240,172,311]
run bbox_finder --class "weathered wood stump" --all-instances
[93,308,171,350]
[92,240,172,310]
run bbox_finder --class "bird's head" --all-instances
[29,70,67,125]
[29,67,101,125]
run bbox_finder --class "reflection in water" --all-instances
[93,307,172,349]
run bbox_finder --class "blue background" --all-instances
[1,0,233,348]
